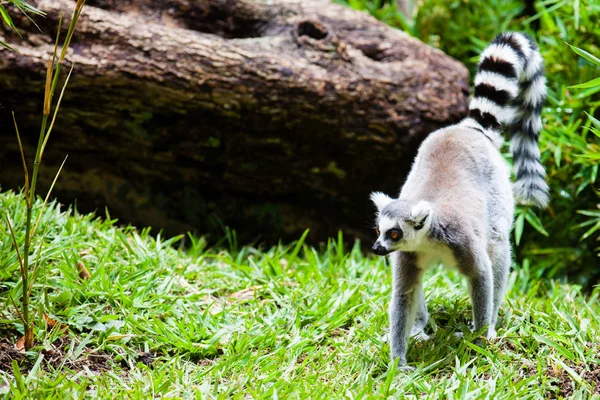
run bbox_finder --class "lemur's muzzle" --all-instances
[372,242,391,256]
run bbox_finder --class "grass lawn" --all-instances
[1,190,599,399]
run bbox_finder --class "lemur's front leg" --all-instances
[410,283,430,341]
[389,251,423,367]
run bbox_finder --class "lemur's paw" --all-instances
[391,356,413,373]
[396,363,415,373]
[411,330,431,342]
[399,365,415,373]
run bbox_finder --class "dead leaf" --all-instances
[79,249,91,257]
[15,336,24,352]
[77,261,90,280]
[228,286,260,300]
[106,334,135,341]
[15,328,34,352]
[226,282,298,302]
[43,312,59,328]
[43,313,69,334]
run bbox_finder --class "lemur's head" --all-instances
[370,192,433,256]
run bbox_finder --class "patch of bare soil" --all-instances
[0,335,113,374]
[503,338,600,396]
[584,368,600,393]
[550,364,600,398]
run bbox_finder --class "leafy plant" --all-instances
[5,0,86,351]
[566,44,600,258]
[515,1,600,286]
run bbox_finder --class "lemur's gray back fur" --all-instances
[369,32,548,369]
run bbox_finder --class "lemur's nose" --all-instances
[372,242,387,255]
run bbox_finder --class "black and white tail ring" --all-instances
[464,32,549,208]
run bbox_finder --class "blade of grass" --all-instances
[58,0,86,64]
[6,215,25,277]
[12,112,30,205]
[28,224,48,297]
[287,229,310,267]
[7,293,26,325]
[12,1,45,32]
[51,11,63,66]
[569,77,600,89]
[11,0,45,16]
[0,4,17,30]
[567,43,600,66]
[40,65,74,158]
[0,38,20,53]
[32,155,68,237]
[43,58,53,116]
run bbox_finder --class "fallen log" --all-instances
[0,0,469,243]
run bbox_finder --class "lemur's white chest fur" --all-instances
[414,242,457,270]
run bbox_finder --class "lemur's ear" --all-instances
[370,192,394,212]
[409,201,431,230]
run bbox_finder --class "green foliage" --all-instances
[338,0,600,287]
[414,0,526,68]
[334,0,416,34]
[1,193,600,397]
[514,3,599,287]
[0,0,44,51]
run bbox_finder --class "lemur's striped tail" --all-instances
[465,32,549,208]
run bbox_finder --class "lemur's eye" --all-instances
[375,228,380,236]
[387,229,401,241]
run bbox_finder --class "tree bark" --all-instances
[0,0,469,244]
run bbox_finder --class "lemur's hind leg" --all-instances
[488,238,511,337]
[389,252,424,366]
[454,239,494,338]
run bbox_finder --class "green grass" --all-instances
[1,190,599,399]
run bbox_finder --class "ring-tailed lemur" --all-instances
[370,32,548,368]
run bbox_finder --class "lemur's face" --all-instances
[370,193,432,255]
